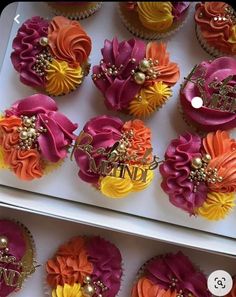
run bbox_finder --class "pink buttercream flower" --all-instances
[5,94,77,162]
[92,37,146,111]
[159,132,208,215]
[146,251,211,297]
[74,115,123,184]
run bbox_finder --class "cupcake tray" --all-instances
[1,2,236,242]
[1,204,236,297]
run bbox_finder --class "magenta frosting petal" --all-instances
[87,236,122,297]
[160,132,208,214]
[11,16,49,88]
[172,2,190,21]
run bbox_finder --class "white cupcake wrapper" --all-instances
[118,4,191,40]
[49,2,102,20]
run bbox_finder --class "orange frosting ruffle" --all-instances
[48,16,92,68]
[195,2,236,55]
[46,237,93,288]
[122,119,152,164]
[131,277,177,297]
[146,42,180,86]
[0,116,43,180]
[203,130,236,193]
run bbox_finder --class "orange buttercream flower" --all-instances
[48,16,92,68]
[122,119,152,164]
[0,116,43,180]
[146,42,180,86]
[203,130,236,193]
[46,237,93,287]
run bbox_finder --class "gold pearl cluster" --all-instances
[92,60,125,81]
[188,154,223,192]
[109,130,134,162]
[16,115,47,150]
[82,275,108,297]
[0,236,9,253]
[168,278,193,297]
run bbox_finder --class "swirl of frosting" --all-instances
[146,42,180,87]
[195,2,236,55]
[45,59,83,96]
[160,132,208,214]
[197,192,235,221]
[87,236,122,297]
[180,57,236,131]
[0,116,43,180]
[5,94,77,163]
[203,130,236,193]
[57,236,87,258]
[146,251,211,297]
[74,115,123,184]
[100,175,134,198]
[137,2,174,32]
[122,119,152,164]
[226,280,236,297]
[52,283,83,297]
[11,16,49,88]
[48,16,91,68]
[131,277,177,297]
[92,37,146,111]
[132,168,154,191]
[172,2,190,21]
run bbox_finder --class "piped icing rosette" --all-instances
[180,56,236,132]
[48,2,102,20]
[46,236,122,297]
[11,16,91,96]
[195,2,236,57]
[0,219,37,297]
[119,2,190,40]
[131,251,211,297]
[92,38,179,118]
[73,115,155,198]
[160,130,236,220]
[0,94,77,180]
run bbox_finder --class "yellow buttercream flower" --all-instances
[228,25,236,53]
[137,2,174,32]
[52,283,83,297]
[197,192,235,221]
[0,146,8,169]
[128,82,172,118]
[46,59,83,96]
[132,168,154,191]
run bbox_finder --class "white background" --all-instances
[1,2,236,239]
[1,205,236,297]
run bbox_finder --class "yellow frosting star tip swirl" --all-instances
[132,168,154,191]
[137,2,174,32]
[128,82,172,118]
[197,192,235,221]
[52,283,83,297]
[46,59,84,96]
[0,146,9,169]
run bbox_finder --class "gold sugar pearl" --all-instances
[191,157,202,169]
[0,236,8,249]
[134,72,146,84]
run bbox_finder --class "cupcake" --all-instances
[0,94,77,180]
[72,115,156,198]
[119,2,190,40]
[11,16,91,96]
[226,277,236,296]
[46,236,122,297]
[48,2,102,20]
[0,219,37,297]
[92,38,179,118]
[131,251,211,297]
[180,56,236,132]
[160,130,236,221]
[195,2,236,57]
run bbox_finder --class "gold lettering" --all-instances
[122,165,133,180]
[0,267,23,288]
[132,167,148,182]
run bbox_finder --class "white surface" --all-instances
[1,205,236,297]
[0,2,236,239]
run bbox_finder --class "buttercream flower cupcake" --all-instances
[180,56,236,132]
[119,2,190,39]
[46,236,122,297]
[195,2,236,57]
[92,38,179,118]
[11,16,91,96]
[72,115,156,198]
[48,2,102,20]
[0,219,37,297]
[0,94,77,180]
[226,277,236,296]
[160,130,236,221]
[131,251,211,297]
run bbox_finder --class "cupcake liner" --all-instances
[118,3,190,40]
[48,2,102,20]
